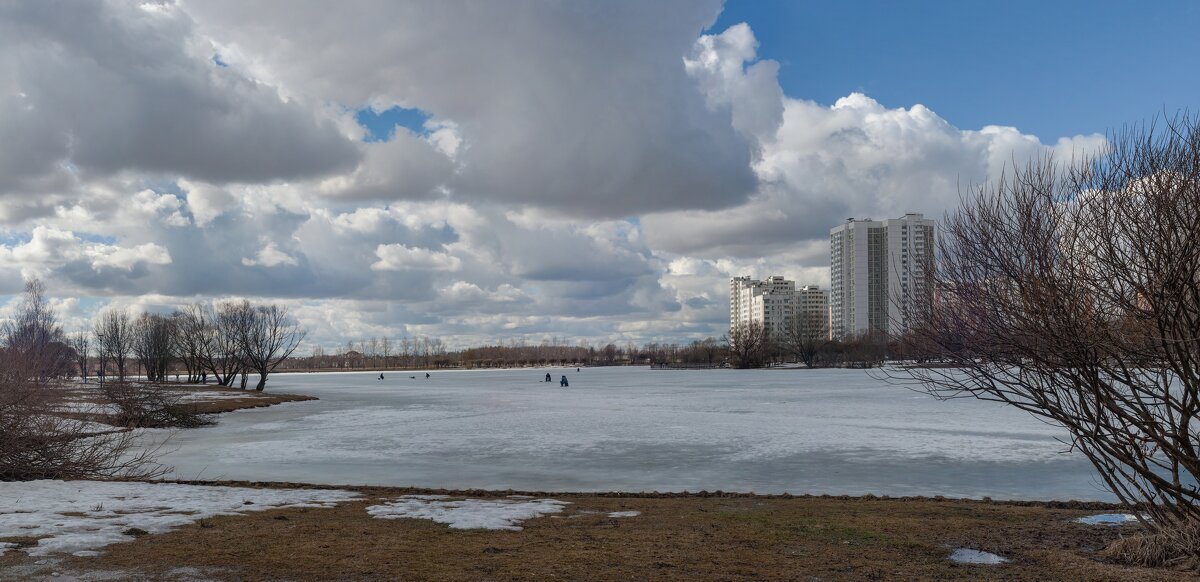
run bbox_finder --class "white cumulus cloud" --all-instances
[371,244,462,272]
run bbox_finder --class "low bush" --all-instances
[102,382,214,429]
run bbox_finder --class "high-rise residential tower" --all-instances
[829,213,935,338]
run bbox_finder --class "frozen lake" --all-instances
[154,367,1111,500]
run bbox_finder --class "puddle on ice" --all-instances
[949,548,1009,565]
[1074,513,1140,526]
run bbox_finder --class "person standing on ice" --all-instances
[560,375,569,387]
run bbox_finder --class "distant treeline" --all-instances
[275,332,920,371]
[277,338,729,370]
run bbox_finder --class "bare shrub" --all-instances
[0,280,163,481]
[893,115,1200,548]
[0,376,162,480]
[102,382,213,429]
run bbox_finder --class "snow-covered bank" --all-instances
[0,481,359,557]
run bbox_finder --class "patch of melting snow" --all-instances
[949,548,1009,565]
[608,511,640,518]
[1074,513,1141,526]
[0,542,17,555]
[0,480,360,557]
[366,496,569,530]
[54,402,122,414]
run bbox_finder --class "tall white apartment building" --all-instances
[829,213,935,338]
[730,276,829,342]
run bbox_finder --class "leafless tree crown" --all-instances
[897,115,1200,531]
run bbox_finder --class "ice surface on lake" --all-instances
[1075,513,1140,525]
[949,548,1009,564]
[0,480,359,556]
[153,367,1117,499]
[367,496,568,530]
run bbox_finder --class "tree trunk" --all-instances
[255,373,267,391]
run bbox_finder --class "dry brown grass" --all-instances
[1101,522,1200,571]
[3,484,1193,581]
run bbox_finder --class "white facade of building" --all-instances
[885,214,936,333]
[796,284,830,339]
[829,213,935,338]
[730,276,829,342]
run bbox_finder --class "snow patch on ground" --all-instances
[0,542,17,555]
[949,548,1008,564]
[608,511,640,518]
[0,480,360,557]
[54,402,122,414]
[1075,513,1141,526]
[366,496,569,530]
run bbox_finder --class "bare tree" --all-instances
[724,321,768,369]
[173,304,210,383]
[236,303,306,391]
[893,116,1200,559]
[70,330,90,380]
[94,308,133,382]
[1,278,74,382]
[697,337,721,367]
[208,301,250,386]
[782,314,826,368]
[132,313,176,382]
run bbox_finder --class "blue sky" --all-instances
[712,0,1200,140]
[355,106,431,142]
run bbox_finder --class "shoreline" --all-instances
[150,478,1126,509]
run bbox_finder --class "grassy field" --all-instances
[3,484,1192,581]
